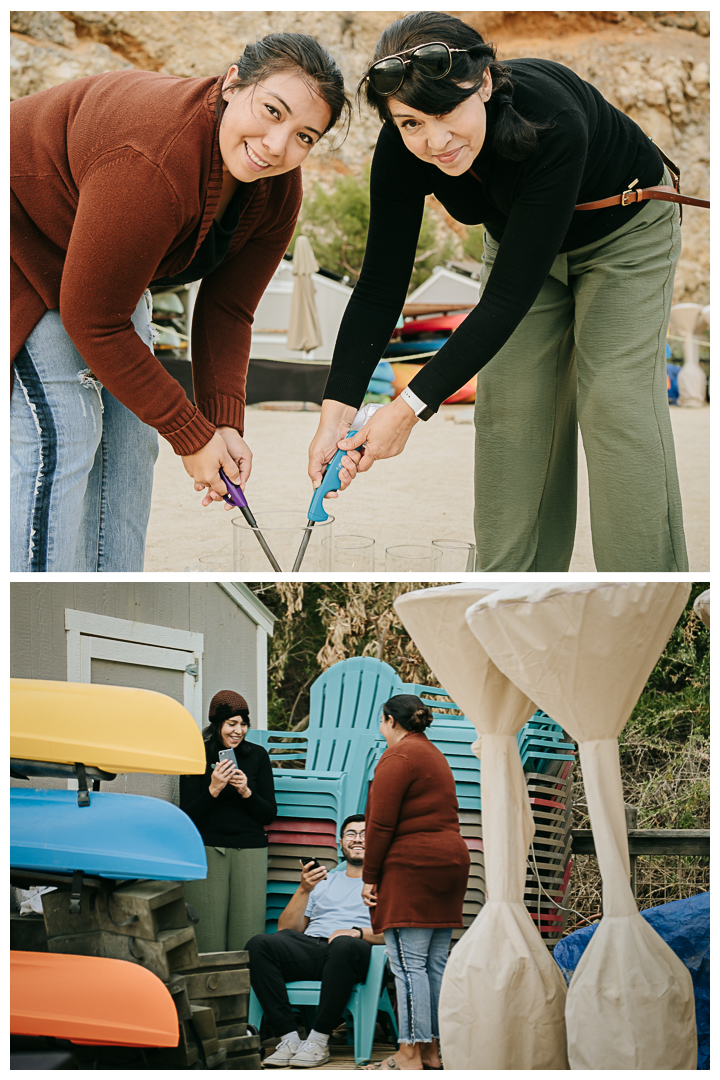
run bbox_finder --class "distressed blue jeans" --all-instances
[11,294,158,571]
[384,927,452,1045]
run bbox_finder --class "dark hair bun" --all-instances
[382,693,433,733]
[408,707,433,733]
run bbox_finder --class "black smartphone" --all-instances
[300,857,321,871]
[217,748,238,769]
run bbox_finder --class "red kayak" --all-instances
[394,313,469,338]
[11,951,179,1047]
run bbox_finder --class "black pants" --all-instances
[246,929,373,1036]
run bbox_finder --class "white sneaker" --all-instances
[264,1035,303,1067]
[289,1038,331,1068]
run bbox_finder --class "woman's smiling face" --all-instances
[220,716,249,749]
[387,70,492,176]
[219,67,332,182]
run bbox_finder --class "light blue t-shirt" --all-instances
[304,871,372,939]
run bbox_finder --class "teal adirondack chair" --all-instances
[249,658,403,823]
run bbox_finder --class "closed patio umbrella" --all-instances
[286,235,322,354]
[466,582,696,1071]
[393,584,569,1071]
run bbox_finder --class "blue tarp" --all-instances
[553,892,709,1069]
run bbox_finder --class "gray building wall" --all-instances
[10,583,266,803]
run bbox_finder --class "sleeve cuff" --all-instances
[406,365,458,413]
[196,394,246,436]
[160,405,217,455]
[362,871,380,885]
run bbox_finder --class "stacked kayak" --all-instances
[11,788,207,881]
[10,678,207,883]
[11,951,178,1047]
[9,682,208,1054]
[11,678,206,775]
[385,310,476,403]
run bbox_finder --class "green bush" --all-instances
[293,168,459,290]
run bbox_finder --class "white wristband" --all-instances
[400,386,435,420]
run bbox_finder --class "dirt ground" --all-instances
[144,403,709,573]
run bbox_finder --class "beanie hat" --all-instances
[208,690,249,720]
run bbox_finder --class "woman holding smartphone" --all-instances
[180,690,276,953]
[309,11,690,572]
[361,695,469,1070]
[11,32,349,571]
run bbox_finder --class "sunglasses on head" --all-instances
[364,41,470,97]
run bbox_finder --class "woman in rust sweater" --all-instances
[10,33,349,571]
[362,695,470,1070]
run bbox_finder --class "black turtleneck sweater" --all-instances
[180,736,277,848]
[323,57,663,412]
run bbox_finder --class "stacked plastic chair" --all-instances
[246,657,403,931]
[251,659,576,946]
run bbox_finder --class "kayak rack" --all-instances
[11,759,117,807]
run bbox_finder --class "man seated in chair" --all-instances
[246,814,385,1068]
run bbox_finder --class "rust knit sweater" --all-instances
[363,732,470,932]
[10,69,302,455]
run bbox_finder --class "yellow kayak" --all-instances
[10,679,206,774]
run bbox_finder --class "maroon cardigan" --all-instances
[363,732,470,931]
[10,69,302,455]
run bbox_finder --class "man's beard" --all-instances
[345,853,364,867]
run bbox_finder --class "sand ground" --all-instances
[144,403,709,573]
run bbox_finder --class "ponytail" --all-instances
[486,64,552,162]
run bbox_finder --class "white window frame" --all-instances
[65,609,204,726]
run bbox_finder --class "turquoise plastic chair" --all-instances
[310,658,403,735]
[272,771,347,824]
[249,944,398,1065]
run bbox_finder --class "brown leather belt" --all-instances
[575,185,710,212]
[574,144,709,222]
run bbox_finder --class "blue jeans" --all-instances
[384,928,452,1045]
[11,295,159,571]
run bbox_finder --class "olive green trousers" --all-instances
[473,189,688,571]
[183,845,268,954]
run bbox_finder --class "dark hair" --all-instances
[340,813,365,838]
[362,12,548,162]
[218,32,351,137]
[203,700,251,757]
[382,694,434,734]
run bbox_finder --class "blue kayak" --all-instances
[384,337,448,357]
[10,789,207,881]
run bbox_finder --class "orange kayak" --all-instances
[11,951,179,1047]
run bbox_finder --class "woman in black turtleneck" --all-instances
[180,689,276,952]
[309,11,689,573]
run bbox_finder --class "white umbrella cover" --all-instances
[466,582,696,1070]
[286,234,322,353]
[693,588,710,628]
[394,584,569,1070]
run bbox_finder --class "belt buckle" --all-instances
[621,179,640,206]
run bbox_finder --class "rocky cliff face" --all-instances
[11,10,709,301]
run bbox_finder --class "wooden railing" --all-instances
[571,804,709,898]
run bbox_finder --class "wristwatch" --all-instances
[352,926,365,940]
[400,386,435,421]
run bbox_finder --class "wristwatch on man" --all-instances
[400,386,435,421]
